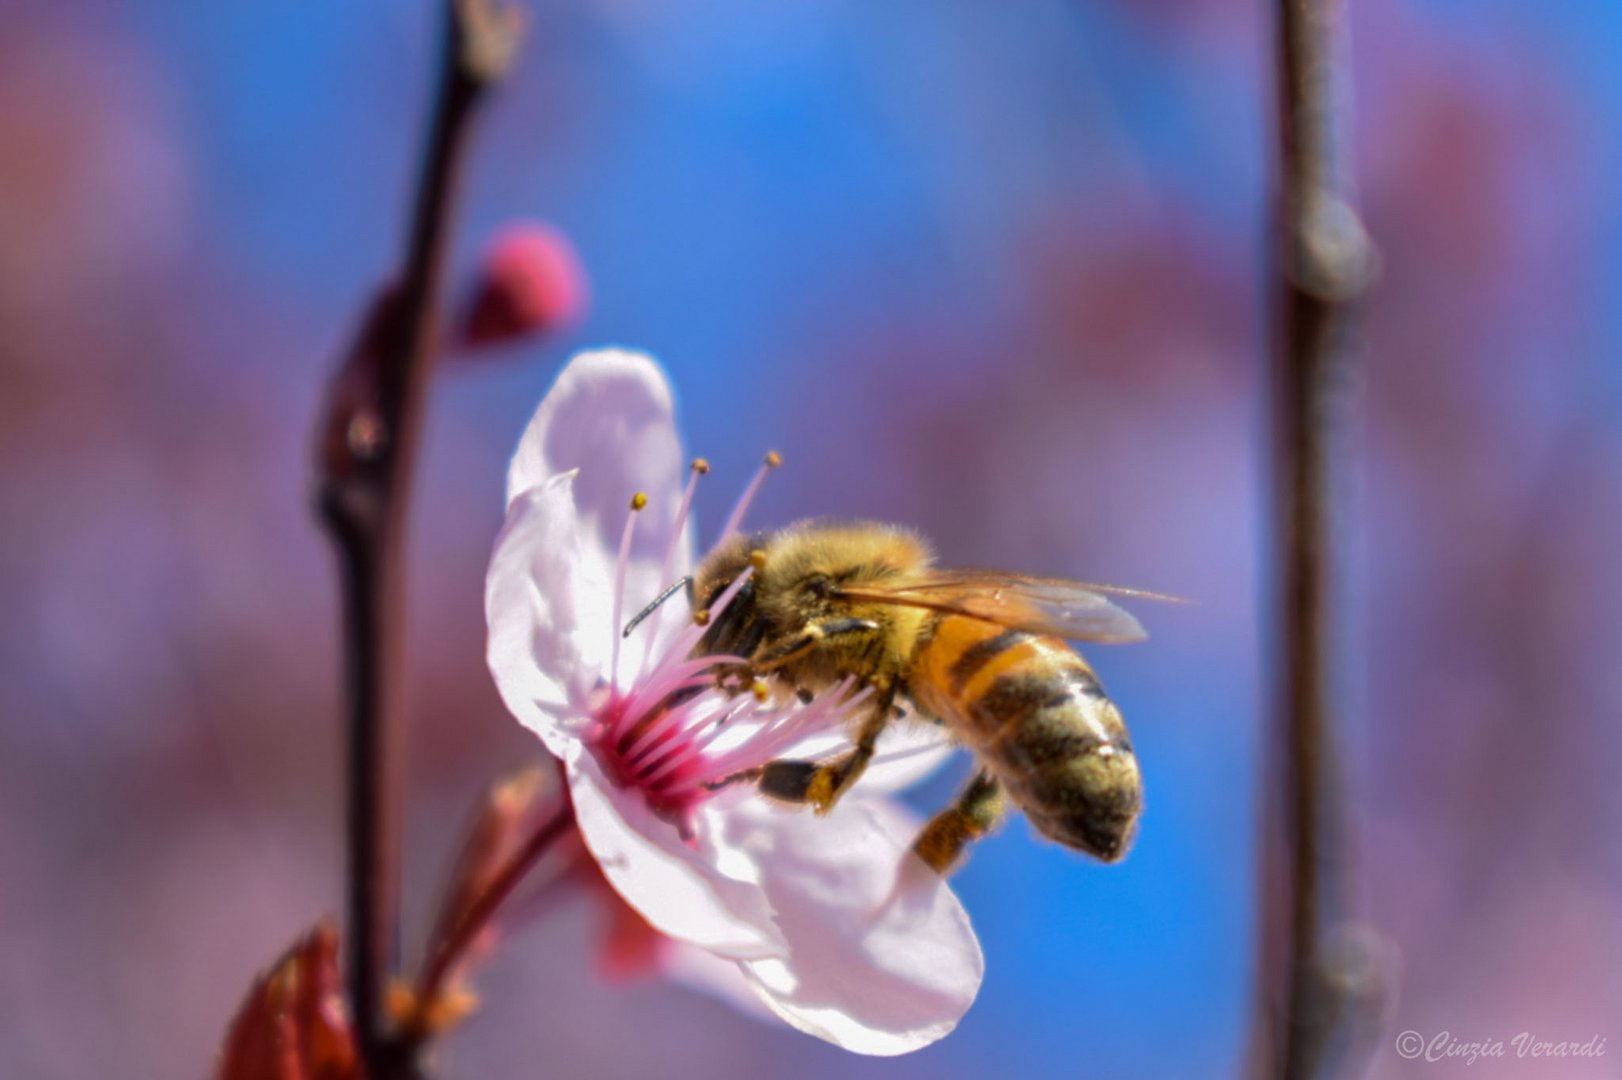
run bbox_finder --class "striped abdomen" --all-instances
[909,614,1142,861]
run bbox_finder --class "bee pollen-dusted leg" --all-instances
[802,682,898,813]
[754,683,896,813]
[913,772,1005,874]
[755,759,819,800]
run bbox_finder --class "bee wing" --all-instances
[833,570,1177,643]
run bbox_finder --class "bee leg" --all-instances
[753,745,871,812]
[750,618,881,674]
[800,683,896,815]
[706,617,883,701]
[746,682,897,814]
[913,772,1005,874]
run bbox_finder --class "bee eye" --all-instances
[806,575,831,598]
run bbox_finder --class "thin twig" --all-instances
[1252,0,1378,1075]
[313,2,523,1076]
[401,801,577,1053]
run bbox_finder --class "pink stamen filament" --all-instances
[620,686,730,769]
[632,690,752,775]
[609,659,727,747]
[639,464,705,675]
[609,498,643,694]
[715,455,777,546]
[637,741,715,790]
[624,655,728,715]
[608,644,746,750]
[635,699,759,789]
[753,685,868,760]
[667,682,874,797]
[633,677,761,766]
[601,566,754,756]
[691,687,833,762]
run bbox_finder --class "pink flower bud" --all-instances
[216,921,359,1080]
[459,223,588,348]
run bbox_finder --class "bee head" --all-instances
[690,532,767,656]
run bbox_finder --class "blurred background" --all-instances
[2,0,1618,1077]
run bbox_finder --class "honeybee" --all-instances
[680,521,1162,874]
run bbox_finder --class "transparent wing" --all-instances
[833,570,1182,643]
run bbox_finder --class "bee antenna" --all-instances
[623,576,694,639]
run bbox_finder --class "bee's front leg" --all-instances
[750,618,881,674]
[704,617,880,701]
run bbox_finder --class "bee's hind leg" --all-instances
[913,771,1005,874]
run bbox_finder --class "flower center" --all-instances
[582,455,864,831]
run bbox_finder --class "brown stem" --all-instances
[313,2,523,1076]
[1252,0,1379,1076]
[406,800,577,1048]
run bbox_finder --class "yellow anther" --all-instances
[691,458,710,474]
[751,680,770,703]
[763,450,782,468]
[629,491,648,511]
[692,609,711,626]
[749,549,768,571]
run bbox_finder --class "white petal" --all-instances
[659,944,782,1026]
[506,349,693,600]
[485,474,611,755]
[569,750,781,959]
[726,797,984,1055]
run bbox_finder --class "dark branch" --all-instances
[313,2,524,1077]
[1252,0,1383,1075]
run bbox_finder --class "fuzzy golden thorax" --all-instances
[690,521,935,697]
